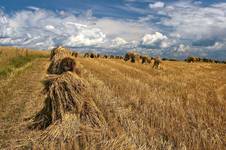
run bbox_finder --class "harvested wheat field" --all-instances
[0,50,226,149]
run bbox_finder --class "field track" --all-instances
[0,58,49,148]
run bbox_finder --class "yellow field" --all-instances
[0,47,48,80]
[0,49,225,149]
[0,46,48,67]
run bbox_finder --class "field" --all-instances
[0,47,48,78]
[0,47,225,149]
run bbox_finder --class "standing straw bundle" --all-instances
[29,72,86,129]
[28,46,110,149]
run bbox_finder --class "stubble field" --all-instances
[0,48,225,149]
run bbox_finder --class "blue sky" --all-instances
[0,0,226,59]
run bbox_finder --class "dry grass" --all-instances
[77,58,226,150]
[0,46,48,78]
[0,51,225,149]
[0,46,48,66]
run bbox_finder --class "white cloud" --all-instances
[45,25,55,30]
[207,42,224,49]
[0,9,104,48]
[149,2,165,9]
[142,32,167,44]
[174,44,190,53]
[64,27,106,47]
[159,2,226,41]
[111,37,127,47]
[0,9,154,49]
[140,32,169,48]
[27,6,40,11]
[95,18,153,41]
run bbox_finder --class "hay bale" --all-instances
[124,52,140,63]
[90,53,96,58]
[115,56,123,59]
[59,57,77,74]
[84,53,90,58]
[38,108,107,147]
[48,46,78,75]
[124,53,131,61]
[119,56,123,59]
[50,46,71,60]
[110,55,115,59]
[72,52,79,57]
[153,56,161,69]
[26,46,109,149]
[29,72,86,129]
[141,55,152,64]
[96,54,100,58]
[47,57,78,75]
[104,55,108,59]
[185,56,201,63]
[29,72,105,130]
[131,55,136,63]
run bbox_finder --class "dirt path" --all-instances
[0,58,49,149]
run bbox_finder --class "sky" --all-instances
[0,0,226,59]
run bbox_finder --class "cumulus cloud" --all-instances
[140,32,169,48]
[95,18,153,41]
[0,9,106,48]
[0,8,154,49]
[149,2,165,9]
[63,23,106,47]
[173,44,189,53]
[207,42,224,49]
[160,1,226,42]
[111,37,127,47]
[45,25,55,30]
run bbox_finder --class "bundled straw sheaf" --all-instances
[48,46,78,75]
[48,56,81,75]
[29,72,86,129]
[28,46,108,149]
[50,46,71,61]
